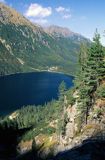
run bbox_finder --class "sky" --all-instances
[1,0,105,45]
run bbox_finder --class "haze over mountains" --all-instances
[0,3,89,75]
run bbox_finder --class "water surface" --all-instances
[0,72,74,115]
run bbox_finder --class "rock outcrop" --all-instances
[57,81,105,153]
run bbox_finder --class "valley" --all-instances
[0,1,105,160]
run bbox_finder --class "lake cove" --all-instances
[0,72,74,115]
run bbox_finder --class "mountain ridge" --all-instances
[0,2,42,30]
[44,25,77,37]
[0,3,89,75]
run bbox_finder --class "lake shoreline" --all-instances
[0,70,74,78]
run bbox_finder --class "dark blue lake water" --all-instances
[0,72,74,115]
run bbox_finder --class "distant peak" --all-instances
[44,25,79,37]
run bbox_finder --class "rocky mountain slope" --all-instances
[0,3,89,75]
[44,25,76,37]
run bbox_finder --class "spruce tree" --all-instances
[77,30,105,125]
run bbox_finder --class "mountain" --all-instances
[44,25,83,39]
[44,25,75,37]
[0,31,105,159]
[44,25,89,43]
[0,3,89,75]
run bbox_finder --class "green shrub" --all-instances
[66,89,75,106]
[96,85,105,98]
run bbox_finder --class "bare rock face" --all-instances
[65,105,78,139]
[44,25,75,37]
[0,2,42,31]
[0,3,27,25]
[63,92,79,143]
[58,96,79,148]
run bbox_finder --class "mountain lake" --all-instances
[0,72,74,115]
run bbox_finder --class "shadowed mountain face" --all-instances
[53,140,105,160]
[0,3,89,76]
[0,122,32,159]
[3,138,105,160]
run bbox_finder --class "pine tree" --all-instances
[77,30,105,125]
[58,81,67,98]
[88,30,105,83]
